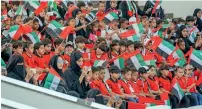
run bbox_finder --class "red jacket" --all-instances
[90,50,109,64]
[106,78,122,95]
[118,80,133,94]
[22,52,36,68]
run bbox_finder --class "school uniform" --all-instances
[106,78,122,95]
[43,52,54,68]
[136,78,150,94]
[90,50,109,65]
[129,81,141,94]
[90,80,111,96]
[110,51,119,59]
[22,52,36,68]
[147,77,160,91]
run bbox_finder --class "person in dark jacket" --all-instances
[193,8,202,32]
[6,55,26,81]
[64,51,90,99]
[119,1,145,20]
[143,0,165,19]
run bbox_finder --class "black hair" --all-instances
[122,67,131,75]
[97,43,108,52]
[186,16,195,22]
[67,1,74,7]
[175,66,183,73]
[12,1,20,6]
[156,19,163,26]
[67,17,75,26]
[54,38,64,47]
[33,18,39,23]
[42,38,52,47]
[176,25,187,38]
[34,42,44,54]
[12,41,23,49]
[126,40,134,47]
[77,1,86,9]
[13,15,21,21]
[177,38,185,46]
[97,66,105,71]
[87,2,93,7]
[23,17,33,24]
[119,40,127,46]
[111,40,120,47]
[23,41,33,51]
[92,67,99,74]
[75,36,86,44]
[159,64,169,71]
[131,68,138,74]
[148,65,155,70]
[120,18,128,24]
[134,42,143,49]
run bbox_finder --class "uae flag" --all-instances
[43,67,66,92]
[93,60,107,68]
[45,20,63,39]
[15,5,23,15]
[126,51,147,70]
[25,32,40,44]
[59,1,68,10]
[143,54,156,67]
[85,12,96,23]
[189,31,197,43]
[170,48,186,67]
[104,12,119,23]
[171,82,185,101]
[151,0,162,14]
[120,30,140,42]
[21,24,33,34]
[146,103,156,107]
[7,25,22,40]
[128,22,144,34]
[114,58,125,69]
[24,1,40,14]
[54,26,74,40]
[151,37,175,59]
[188,48,202,70]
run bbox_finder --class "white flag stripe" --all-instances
[190,53,202,66]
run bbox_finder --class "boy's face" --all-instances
[162,69,169,76]
[44,44,52,53]
[92,71,99,80]
[185,66,193,75]
[176,68,184,78]
[131,72,138,81]
[27,44,34,54]
[110,1,117,8]
[112,44,120,52]
[127,45,134,53]
[68,4,74,9]
[148,67,156,77]
[99,21,106,27]
[65,46,74,54]
[111,72,119,80]
[27,20,33,27]
[77,42,85,50]
[99,3,105,12]
[33,22,39,30]
[99,69,105,80]
[123,71,132,81]
[87,6,93,12]
[12,5,18,11]
[37,45,45,55]
[14,46,23,55]
[120,45,126,53]
[187,21,195,26]
[15,16,22,25]
[179,42,185,50]
[141,73,148,79]
[68,19,76,27]
[86,71,92,83]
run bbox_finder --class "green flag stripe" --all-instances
[44,73,55,89]
[9,25,19,32]
[192,50,202,61]
[1,58,6,67]
[136,54,147,66]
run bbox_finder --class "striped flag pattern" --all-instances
[60,1,68,10]
[114,58,125,69]
[104,12,119,23]
[172,48,186,67]
[128,22,144,34]
[120,30,140,42]
[126,53,147,70]
[171,82,185,101]
[189,32,197,43]
[26,32,40,44]
[45,20,63,39]
[93,60,107,68]
[15,5,23,15]
[85,12,96,23]
[54,26,74,40]
[143,55,156,67]
[7,25,22,40]
[189,49,202,70]
[24,1,40,12]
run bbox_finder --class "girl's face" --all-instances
[80,17,86,24]
[27,44,34,54]
[197,11,202,18]
[65,46,74,54]
[127,45,134,53]
[99,69,105,80]
[176,68,184,78]
[148,67,156,77]
[57,57,64,70]
[110,1,117,8]
[37,45,45,55]
[170,22,176,30]
[151,19,156,28]
[179,42,185,50]
[1,2,6,10]
[27,20,33,27]
[99,3,105,12]
[99,21,106,28]
[122,21,129,28]
[120,45,126,53]
[33,22,39,30]
[76,57,84,68]
[112,44,120,52]
[44,44,52,53]
[68,19,76,27]
[15,16,23,25]
[181,28,188,38]
[131,72,138,81]
[93,23,99,32]
[96,48,104,55]
[111,20,119,29]
[39,10,46,17]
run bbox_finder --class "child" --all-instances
[106,65,125,99]
[109,40,120,59]
[13,15,23,25]
[86,2,93,14]
[186,16,200,36]
[126,40,135,54]
[86,21,99,43]
[119,40,127,55]
[96,1,106,20]
[119,67,138,103]
[12,41,23,55]
[66,17,77,43]
[22,41,35,68]
[32,19,43,40]
[172,66,198,107]
[136,67,156,98]
[107,1,120,16]
[24,17,33,27]
[177,38,186,54]
[8,1,27,19]
[63,41,74,69]
[98,20,107,38]
[42,38,53,67]
[77,1,86,14]
[107,19,120,41]
[119,18,129,33]
[1,1,8,15]
[64,1,75,20]
[54,38,66,55]
[75,36,86,53]
[184,64,202,105]
[89,67,100,88]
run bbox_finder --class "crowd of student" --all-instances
[1,1,202,109]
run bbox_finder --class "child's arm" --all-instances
[187,83,196,91]
[160,88,171,94]
[107,30,119,38]
[75,25,87,31]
